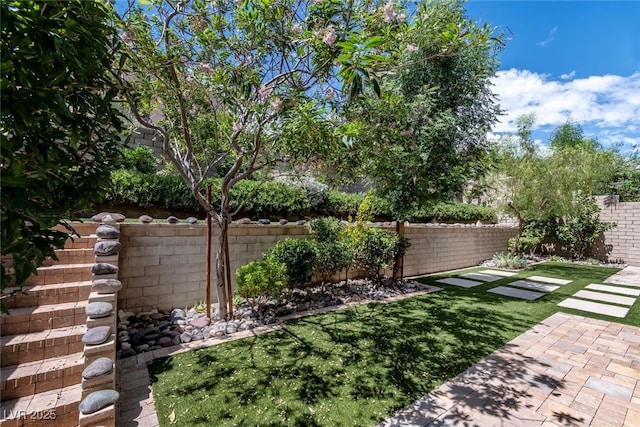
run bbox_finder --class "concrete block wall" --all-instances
[596,197,640,266]
[117,222,516,312]
[399,224,516,277]
[118,223,310,312]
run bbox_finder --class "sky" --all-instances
[462,1,640,154]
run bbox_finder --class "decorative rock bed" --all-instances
[116,278,433,358]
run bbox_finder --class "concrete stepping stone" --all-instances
[586,284,640,297]
[488,286,545,300]
[557,298,629,318]
[527,275,572,285]
[479,269,517,277]
[573,290,636,306]
[435,277,483,288]
[508,280,559,293]
[459,273,502,282]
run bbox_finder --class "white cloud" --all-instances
[537,26,557,47]
[560,71,575,80]
[490,69,640,151]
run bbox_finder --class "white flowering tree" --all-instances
[114,0,405,318]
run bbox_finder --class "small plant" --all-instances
[508,229,542,256]
[191,300,208,314]
[235,256,287,303]
[585,258,601,265]
[269,238,316,287]
[548,255,566,263]
[492,252,527,269]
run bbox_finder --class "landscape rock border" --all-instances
[116,279,439,359]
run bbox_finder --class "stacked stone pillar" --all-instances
[78,219,122,426]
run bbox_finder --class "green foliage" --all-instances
[119,146,157,174]
[606,154,640,202]
[495,115,617,253]
[309,217,345,242]
[269,239,317,287]
[332,0,504,219]
[104,172,310,217]
[492,253,527,269]
[428,203,497,223]
[344,224,410,281]
[554,195,616,260]
[1,0,126,306]
[235,256,287,301]
[317,191,364,219]
[106,170,200,211]
[232,180,311,218]
[309,218,353,283]
[508,228,543,256]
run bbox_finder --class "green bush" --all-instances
[508,228,543,256]
[554,195,616,259]
[105,170,200,211]
[119,146,157,174]
[235,255,287,300]
[310,218,352,283]
[344,224,410,280]
[317,191,363,218]
[309,217,344,241]
[232,180,310,217]
[427,203,497,223]
[269,238,317,287]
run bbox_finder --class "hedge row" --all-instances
[102,169,497,222]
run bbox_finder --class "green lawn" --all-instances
[149,262,636,426]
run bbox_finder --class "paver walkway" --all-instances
[379,312,640,427]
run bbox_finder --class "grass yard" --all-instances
[149,262,636,426]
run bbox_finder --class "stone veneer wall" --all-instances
[596,196,640,266]
[117,223,516,312]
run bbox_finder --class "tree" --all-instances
[0,0,126,311]
[549,121,599,152]
[115,0,401,318]
[336,0,504,221]
[496,115,617,253]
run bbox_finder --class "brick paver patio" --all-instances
[379,312,640,427]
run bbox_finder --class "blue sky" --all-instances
[463,1,640,154]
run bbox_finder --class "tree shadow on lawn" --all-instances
[148,289,566,426]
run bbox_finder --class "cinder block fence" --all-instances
[117,222,518,312]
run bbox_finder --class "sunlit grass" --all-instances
[149,262,632,426]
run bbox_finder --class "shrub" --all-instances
[235,255,287,301]
[344,224,410,281]
[269,238,317,287]
[554,195,616,260]
[508,229,543,256]
[310,218,352,283]
[427,203,497,223]
[105,170,200,211]
[228,180,311,218]
[309,217,344,241]
[317,190,363,219]
[492,253,527,269]
[120,146,157,174]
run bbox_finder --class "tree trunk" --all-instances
[214,214,229,319]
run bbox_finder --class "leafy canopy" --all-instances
[1,0,126,305]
